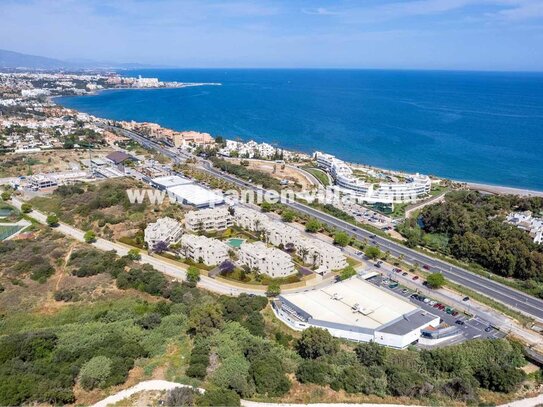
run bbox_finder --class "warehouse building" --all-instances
[273,277,440,348]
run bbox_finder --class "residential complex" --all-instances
[315,151,432,203]
[180,234,230,266]
[144,217,183,248]
[273,276,440,348]
[238,241,296,278]
[506,211,543,244]
[184,207,233,233]
[232,206,347,274]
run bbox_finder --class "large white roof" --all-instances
[152,175,192,188]
[168,184,224,207]
[281,277,417,330]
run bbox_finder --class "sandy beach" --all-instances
[465,182,543,197]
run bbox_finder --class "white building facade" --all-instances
[315,152,431,203]
[184,207,233,233]
[144,217,183,248]
[238,242,296,278]
[180,234,230,266]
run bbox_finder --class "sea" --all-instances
[56,69,543,191]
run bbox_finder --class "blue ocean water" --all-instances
[57,69,543,190]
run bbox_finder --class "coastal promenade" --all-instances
[106,124,543,322]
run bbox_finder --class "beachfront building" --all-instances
[315,152,431,203]
[506,211,543,244]
[238,242,296,278]
[144,217,183,249]
[180,234,230,266]
[184,207,233,233]
[273,276,440,348]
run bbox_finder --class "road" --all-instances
[106,124,543,323]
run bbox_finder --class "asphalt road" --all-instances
[107,124,543,322]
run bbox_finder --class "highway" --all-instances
[107,124,543,322]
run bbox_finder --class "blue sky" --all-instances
[1,0,542,70]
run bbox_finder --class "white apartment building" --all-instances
[144,217,184,249]
[233,206,347,274]
[315,152,431,203]
[233,206,270,231]
[238,242,296,278]
[184,207,234,233]
[180,234,230,266]
[296,237,347,274]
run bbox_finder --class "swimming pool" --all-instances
[227,238,246,248]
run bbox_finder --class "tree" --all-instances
[197,389,240,406]
[266,281,281,297]
[219,260,235,275]
[187,266,200,284]
[296,327,338,359]
[84,230,96,243]
[281,210,295,223]
[339,266,356,280]
[355,341,386,367]
[127,248,141,261]
[333,231,351,247]
[260,201,272,212]
[79,356,112,390]
[250,353,291,396]
[305,218,321,233]
[188,302,224,336]
[152,240,168,254]
[46,213,59,227]
[166,387,197,407]
[1,191,11,201]
[364,245,381,260]
[21,203,32,213]
[426,272,446,289]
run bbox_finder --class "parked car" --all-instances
[455,320,465,325]
[412,276,419,281]
[485,326,493,332]
[423,264,431,270]
[374,263,381,268]
[463,296,470,302]
[402,272,408,276]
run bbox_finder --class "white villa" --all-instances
[180,234,230,266]
[506,211,543,244]
[315,152,431,203]
[144,217,183,248]
[184,207,233,233]
[238,242,296,278]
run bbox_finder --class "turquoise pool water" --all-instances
[227,238,245,248]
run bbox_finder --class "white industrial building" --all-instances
[274,277,440,348]
[150,175,224,208]
[238,242,296,278]
[144,217,183,249]
[184,207,233,233]
[167,184,224,208]
[180,234,230,266]
[315,152,431,203]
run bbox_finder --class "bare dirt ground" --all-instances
[229,158,318,190]
[0,148,114,177]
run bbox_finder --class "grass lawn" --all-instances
[302,167,330,186]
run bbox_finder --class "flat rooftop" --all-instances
[151,175,193,188]
[168,184,224,207]
[280,277,418,330]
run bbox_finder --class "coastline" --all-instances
[51,91,543,197]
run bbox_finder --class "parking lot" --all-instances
[367,274,505,345]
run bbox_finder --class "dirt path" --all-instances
[92,379,543,407]
[55,243,76,291]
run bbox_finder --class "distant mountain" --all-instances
[0,49,73,69]
[0,49,169,71]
